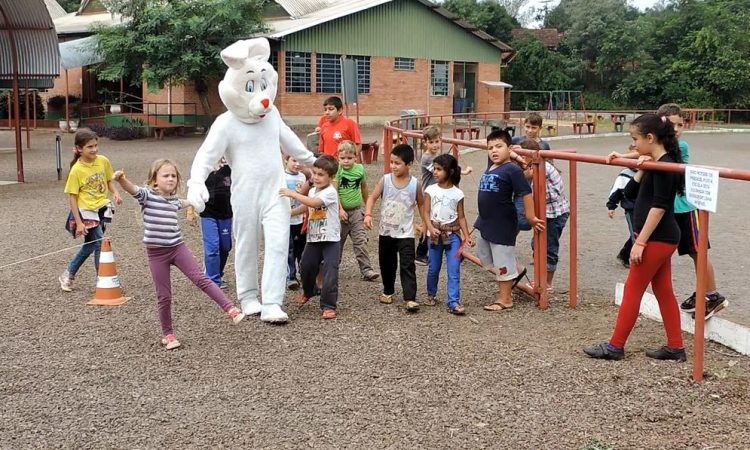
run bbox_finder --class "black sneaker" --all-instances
[696,293,728,320]
[415,256,428,266]
[583,342,624,361]
[645,346,687,362]
[680,292,698,312]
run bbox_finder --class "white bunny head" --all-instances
[218,38,278,124]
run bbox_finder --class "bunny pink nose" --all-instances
[261,99,269,108]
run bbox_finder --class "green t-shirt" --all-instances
[335,163,366,210]
[674,140,695,213]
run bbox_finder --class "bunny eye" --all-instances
[260,78,268,90]
[245,80,254,93]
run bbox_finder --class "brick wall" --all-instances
[43,68,84,100]
[474,63,505,114]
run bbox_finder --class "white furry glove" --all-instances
[186,179,209,213]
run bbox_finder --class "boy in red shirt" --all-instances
[317,96,361,159]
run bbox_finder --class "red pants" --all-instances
[610,241,683,349]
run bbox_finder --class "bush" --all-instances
[0,91,46,119]
[86,121,146,141]
[47,94,80,110]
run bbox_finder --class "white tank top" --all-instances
[379,174,417,238]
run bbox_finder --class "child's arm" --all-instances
[460,166,473,175]
[364,177,384,230]
[107,180,123,205]
[457,198,474,246]
[68,194,86,237]
[423,192,438,237]
[291,205,307,217]
[279,188,324,209]
[185,205,198,226]
[360,177,369,205]
[415,185,431,235]
[112,170,139,196]
[521,193,545,232]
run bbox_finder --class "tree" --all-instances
[442,0,519,43]
[92,0,266,117]
[58,0,81,13]
[503,36,574,92]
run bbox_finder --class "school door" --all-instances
[452,62,477,114]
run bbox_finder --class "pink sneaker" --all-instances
[227,307,245,324]
[160,334,181,350]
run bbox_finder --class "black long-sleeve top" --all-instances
[624,154,680,244]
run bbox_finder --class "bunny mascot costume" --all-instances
[188,38,315,323]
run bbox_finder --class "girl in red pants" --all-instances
[585,113,686,361]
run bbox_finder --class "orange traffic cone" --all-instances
[88,238,128,306]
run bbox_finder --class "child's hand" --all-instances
[113,169,125,181]
[530,217,545,232]
[608,209,616,219]
[339,209,349,222]
[364,214,373,229]
[112,191,122,205]
[186,212,198,227]
[636,155,652,166]
[429,225,440,238]
[464,235,475,247]
[279,188,294,198]
[414,223,424,237]
[606,152,623,164]
[630,243,645,265]
[75,221,87,237]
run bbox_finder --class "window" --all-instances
[316,54,371,94]
[352,55,370,94]
[394,57,415,71]
[316,53,342,94]
[285,52,310,93]
[269,51,278,72]
[430,60,449,96]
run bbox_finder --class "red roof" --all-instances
[511,28,563,49]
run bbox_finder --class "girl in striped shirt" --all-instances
[113,159,244,350]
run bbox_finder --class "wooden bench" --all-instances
[545,124,557,136]
[453,123,481,140]
[572,122,596,134]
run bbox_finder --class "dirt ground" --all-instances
[1,128,749,449]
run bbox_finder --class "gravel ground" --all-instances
[1,128,749,449]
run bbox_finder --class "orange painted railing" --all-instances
[383,116,750,382]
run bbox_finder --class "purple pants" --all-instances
[147,243,233,336]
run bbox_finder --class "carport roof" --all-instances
[0,0,60,80]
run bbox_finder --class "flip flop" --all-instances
[483,302,513,312]
[511,267,528,289]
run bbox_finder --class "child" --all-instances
[607,103,727,319]
[364,144,431,312]
[187,158,232,289]
[113,160,244,350]
[475,130,544,312]
[518,138,569,293]
[512,112,551,150]
[606,167,637,268]
[585,114,685,361]
[335,141,379,281]
[423,154,473,315]
[280,155,341,319]
[416,125,472,265]
[59,128,122,292]
[283,155,309,290]
[317,96,361,159]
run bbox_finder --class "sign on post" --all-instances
[685,165,719,213]
[340,57,358,105]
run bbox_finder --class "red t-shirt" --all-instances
[318,115,361,157]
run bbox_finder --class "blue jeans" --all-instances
[534,213,569,272]
[426,232,462,308]
[201,217,233,285]
[68,222,103,276]
[288,223,306,280]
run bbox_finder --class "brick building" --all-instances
[49,0,515,124]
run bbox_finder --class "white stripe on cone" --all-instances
[100,252,115,263]
[96,275,121,289]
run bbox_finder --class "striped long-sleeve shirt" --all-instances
[134,187,184,247]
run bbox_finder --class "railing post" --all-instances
[533,151,549,309]
[383,123,393,174]
[569,158,577,308]
[692,210,710,382]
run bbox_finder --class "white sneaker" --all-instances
[260,304,289,323]
[59,271,73,292]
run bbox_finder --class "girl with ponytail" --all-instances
[585,113,686,362]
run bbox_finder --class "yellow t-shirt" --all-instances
[64,155,114,211]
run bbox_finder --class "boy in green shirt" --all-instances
[336,141,379,281]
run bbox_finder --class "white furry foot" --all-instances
[260,304,289,323]
[241,299,262,316]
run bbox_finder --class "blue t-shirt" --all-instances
[474,162,532,246]
[674,140,695,214]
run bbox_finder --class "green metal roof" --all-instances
[274,0,511,63]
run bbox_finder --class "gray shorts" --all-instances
[476,236,518,282]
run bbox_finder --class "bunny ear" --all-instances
[220,38,270,69]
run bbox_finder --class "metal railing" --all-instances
[383,114,750,382]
